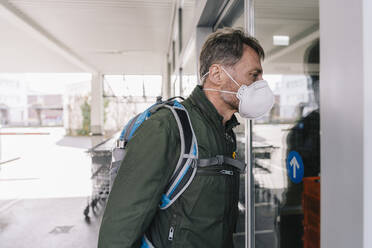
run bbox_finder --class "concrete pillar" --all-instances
[0,124,2,165]
[91,73,104,135]
[320,0,372,247]
[162,54,171,100]
[63,94,69,133]
[196,27,212,84]
[179,67,183,97]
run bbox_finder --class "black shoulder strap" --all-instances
[159,101,198,210]
[197,155,246,172]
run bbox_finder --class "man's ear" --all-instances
[208,64,223,86]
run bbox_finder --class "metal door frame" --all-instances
[244,1,254,247]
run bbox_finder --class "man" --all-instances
[98,28,273,248]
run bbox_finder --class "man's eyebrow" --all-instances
[249,68,263,74]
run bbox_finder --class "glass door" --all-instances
[250,0,320,247]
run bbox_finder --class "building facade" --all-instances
[0,77,28,126]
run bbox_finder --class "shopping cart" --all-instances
[84,133,119,220]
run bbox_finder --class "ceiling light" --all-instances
[273,35,290,46]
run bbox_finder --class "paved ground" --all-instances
[0,197,103,248]
[0,127,103,248]
[0,125,289,248]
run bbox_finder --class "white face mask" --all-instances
[203,67,275,119]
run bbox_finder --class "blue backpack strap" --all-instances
[118,98,182,144]
[141,235,155,248]
[113,99,198,210]
[159,101,198,210]
[118,103,161,147]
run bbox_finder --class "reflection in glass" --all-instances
[252,0,320,247]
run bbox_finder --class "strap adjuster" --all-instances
[116,139,126,149]
[215,155,224,165]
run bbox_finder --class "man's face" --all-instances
[220,45,263,110]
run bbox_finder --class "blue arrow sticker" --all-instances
[287,151,304,184]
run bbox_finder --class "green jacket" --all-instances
[98,86,240,248]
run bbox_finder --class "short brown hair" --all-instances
[199,28,265,83]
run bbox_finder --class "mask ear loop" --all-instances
[202,66,240,86]
[221,66,241,88]
[202,67,240,95]
[200,72,209,83]
[203,88,237,95]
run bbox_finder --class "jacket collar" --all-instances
[187,86,239,130]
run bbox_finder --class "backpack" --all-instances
[109,97,246,247]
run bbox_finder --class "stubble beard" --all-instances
[221,84,239,111]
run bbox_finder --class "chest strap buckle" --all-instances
[197,155,246,172]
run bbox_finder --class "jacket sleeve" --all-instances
[98,113,180,248]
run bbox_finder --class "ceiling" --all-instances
[0,0,179,74]
[255,0,319,74]
[0,0,318,76]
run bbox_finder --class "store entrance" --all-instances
[251,0,320,247]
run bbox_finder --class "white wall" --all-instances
[320,0,371,247]
[363,0,372,247]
